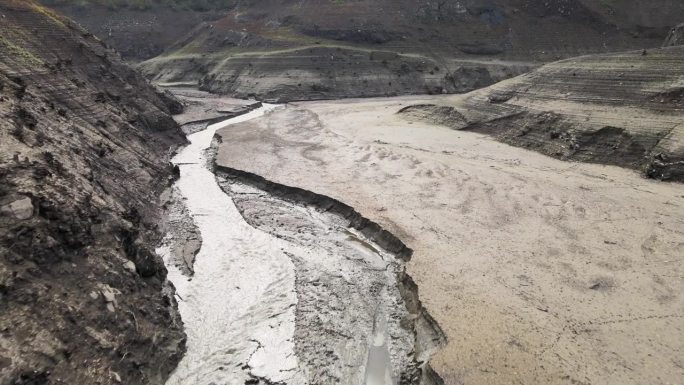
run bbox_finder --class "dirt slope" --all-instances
[138,0,684,100]
[400,46,684,181]
[0,1,186,384]
[38,1,229,62]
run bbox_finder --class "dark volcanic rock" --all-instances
[0,1,186,384]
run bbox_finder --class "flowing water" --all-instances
[160,105,421,384]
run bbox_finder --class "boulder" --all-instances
[138,110,179,132]
[1,196,33,220]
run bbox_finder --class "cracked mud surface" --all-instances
[216,173,444,384]
[160,105,444,385]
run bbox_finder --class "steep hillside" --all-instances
[400,46,684,181]
[38,0,232,61]
[137,0,684,101]
[0,1,186,384]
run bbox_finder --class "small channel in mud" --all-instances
[159,105,445,384]
[365,311,397,385]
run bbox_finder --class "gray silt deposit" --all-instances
[159,106,445,385]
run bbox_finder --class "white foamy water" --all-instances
[160,105,307,385]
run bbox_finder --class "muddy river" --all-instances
[158,105,442,385]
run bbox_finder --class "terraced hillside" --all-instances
[137,0,684,100]
[0,1,186,384]
[401,46,684,181]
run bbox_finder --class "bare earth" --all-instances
[214,96,684,385]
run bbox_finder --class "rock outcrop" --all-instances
[400,46,684,181]
[137,0,684,101]
[664,22,684,46]
[0,1,186,384]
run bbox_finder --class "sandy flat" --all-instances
[215,96,684,385]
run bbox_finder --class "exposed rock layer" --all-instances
[215,167,447,384]
[145,47,532,102]
[0,1,186,384]
[139,0,684,100]
[400,46,684,181]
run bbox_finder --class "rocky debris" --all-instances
[138,110,179,132]
[99,283,121,312]
[0,2,186,384]
[400,46,684,181]
[123,260,137,273]
[664,22,684,46]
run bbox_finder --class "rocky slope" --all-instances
[0,1,186,384]
[138,0,684,101]
[38,1,229,62]
[400,46,684,181]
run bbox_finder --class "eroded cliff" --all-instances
[0,1,186,384]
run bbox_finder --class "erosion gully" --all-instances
[158,104,445,385]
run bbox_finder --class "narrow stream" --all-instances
[160,105,436,384]
[159,104,307,385]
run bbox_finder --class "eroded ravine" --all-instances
[160,105,445,384]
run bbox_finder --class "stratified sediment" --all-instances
[143,47,532,102]
[138,0,684,101]
[400,46,684,181]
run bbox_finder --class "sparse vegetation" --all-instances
[39,0,238,11]
[0,36,43,66]
[30,2,67,28]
